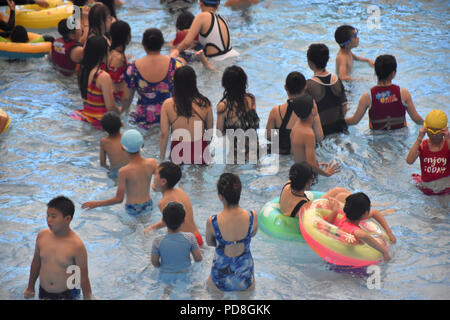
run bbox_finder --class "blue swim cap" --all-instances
[121,129,143,153]
[201,0,220,5]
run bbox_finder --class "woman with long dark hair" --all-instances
[71,36,121,129]
[216,65,259,162]
[123,28,184,129]
[159,65,213,165]
[79,2,113,46]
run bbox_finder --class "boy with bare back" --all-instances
[144,161,203,246]
[82,129,158,216]
[24,196,92,300]
[335,25,374,81]
[290,94,341,177]
[100,111,129,179]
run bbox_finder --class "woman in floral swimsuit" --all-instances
[123,28,184,130]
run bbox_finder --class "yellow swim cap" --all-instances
[425,110,447,129]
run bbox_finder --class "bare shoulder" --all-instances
[217,101,227,114]
[145,157,158,170]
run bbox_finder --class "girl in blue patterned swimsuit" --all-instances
[123,28,183,130]
[205,173,258,291]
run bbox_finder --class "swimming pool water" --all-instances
[0,0,449,300]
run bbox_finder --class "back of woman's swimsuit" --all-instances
[280,182,310,217]
[278,100,294,154]
[210,212,254,291]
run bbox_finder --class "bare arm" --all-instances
[346,92,370,126]
[401,88,424,125]
[151,254,160,268]
[370,209,396,243]
[97,72,121,113]
[191,247,203,262]
[74,242,92,300]
[250,210,258,237]
[24,233,41,299]
[304,133,340,176]
[336,54,354,81]
[171,13,205,57]
[81,169,126,209]
[312,100,324,142]
[205,217,216,247]
[354,229,390,261]
[159,99,171,161]
[216,102,226,136]
[352,52,374,67]
[144,220,166,234]
[99,139,108,169]
[406,126,427,164]
[70,46,84,64]
[265,107,278,140]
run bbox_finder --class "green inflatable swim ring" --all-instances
[258,191,326,241]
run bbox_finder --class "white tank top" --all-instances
[198,12,232,58]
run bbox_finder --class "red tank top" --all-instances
[419,139,449,182]
[368,84,406,130]
[51,37,81,76]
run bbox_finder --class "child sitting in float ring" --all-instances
[325,193,397,261]
[406,110,449,208]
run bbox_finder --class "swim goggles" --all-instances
[339,28,359,48]
[427,127,442,135]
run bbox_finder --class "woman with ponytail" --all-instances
[123,28,184,129]
[205,173,258,292]
[71,36,121,129]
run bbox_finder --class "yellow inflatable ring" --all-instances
[0,32,51,59]
[8,0,74,29]
[299,199,391,267]
[0,108,11,135]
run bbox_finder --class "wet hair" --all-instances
[57,19,75,42]
[217,173,241,206]
[78,36,109,99]
[88,3,111,37]
[374,54,397,81]
[97,0,117,19]
[334,25,356,48]
[142,28,164,52]
[110,20,131,52]
[343,192,371,221]
[101,111,121,136]
[307,43,329,70]
[47,196,75,220]
[201,0,220,8]
[72,0,88,6]
[285,71,306,95]
[220,65,250,117]
[289,162,317,191]
[162,202,186,231]
[11,26,28,43]
[176,11,195,31]
[173,65,211,118]
[292,93,314,120]
[158,161,182,189]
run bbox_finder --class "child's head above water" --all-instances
[285,71,306,96]
[110,20,131,51]
[121,129,143,154]
[375,54,397,82]
[57,19,76,42]
[217,173,241,206]
[47,196,75,221]
[343,192,371,222]
[158,161,182,189]
[11,26,29,43]
[425,110,448,138]
[163,201,186,231]
[307,43,329,70]
[176,11,195,31]
[334,25,358,49]
[101,111,122,136]
[289,162,317,191]
[292,93,314,120]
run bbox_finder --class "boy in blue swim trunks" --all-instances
[100,111,129,179]
[24,196,92,300]
[151,202,202,281]
[82,129,158,216]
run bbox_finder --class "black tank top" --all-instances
[278,100,294,155]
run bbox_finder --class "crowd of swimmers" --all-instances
[0,0,448,300]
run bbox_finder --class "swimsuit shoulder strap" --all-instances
[290,200,308,218]
[279,100,294,130]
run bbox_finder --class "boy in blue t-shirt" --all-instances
[151,202,202,275]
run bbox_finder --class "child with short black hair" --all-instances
[326,192,396,261]
[144,161,203,246]
[334,25,374,81]
[346,54,423,130]
[24,196,92,300]
[151,201,202,276]
[99,111,129,179]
